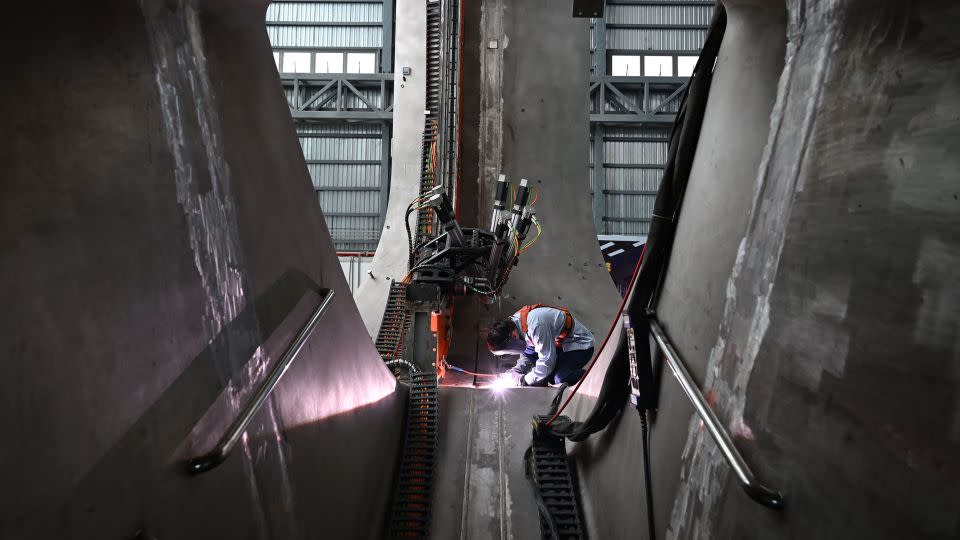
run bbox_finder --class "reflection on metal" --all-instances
[648,316,785,509]
[187,289,336,475]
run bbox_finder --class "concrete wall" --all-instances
[451,0,621,375]
[0,2,403,538]
[567,3,788,538]
[428,387,555,538]
[567,0,960,538]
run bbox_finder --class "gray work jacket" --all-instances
[510,306,594,384]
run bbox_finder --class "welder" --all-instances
[486,304,595,386]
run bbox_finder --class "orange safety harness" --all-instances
[518,304,574,348]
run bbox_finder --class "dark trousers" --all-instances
[552,347,594,385]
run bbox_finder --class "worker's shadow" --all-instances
[48,268,327,538]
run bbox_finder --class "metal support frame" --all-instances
[269,6,397,253]
[590,76,685,125]
[379,120,391,232]
[589,0,715,238]
[593,125,606,233]
[648,316,785,509]
[187,289,336,474]
[382,0,394,72]
[592,13,607,233]
[282,73,395,122]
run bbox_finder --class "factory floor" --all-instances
[426,386,559,538]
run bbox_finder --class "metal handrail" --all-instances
[187,288,336,475]
[648,315,785,509]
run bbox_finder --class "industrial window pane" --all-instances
[644,56,673,77]
[346,52,377,74]
[315,52,344,73]
[281,52,311,73]
[677,55,698,77]
[272,51,280,70]
[611,55,641,76]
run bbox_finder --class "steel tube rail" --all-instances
[187,289,336,475]
[648,316,784,509]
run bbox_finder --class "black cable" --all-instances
[405,203,416,270]
[524,446,560,540]
[408,263,446,275]
[540,3,728,444]
[640,410,656,540]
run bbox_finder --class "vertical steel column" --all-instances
[381,0,395,248]
[593,124,605,234]
[380,121,391,233]
[592,10,607,234]
[382,0,394,73]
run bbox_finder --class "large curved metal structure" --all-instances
[2,2,403,538]
[2,0,959,538]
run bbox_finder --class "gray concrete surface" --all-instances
[453,0,621,377]
[5,0,960,538]
[429,387,556,539]
[354,0,428,339]
[666,1,960,537]
[0,2,403,538]
[570,1,960,538]
[567,3,789,538]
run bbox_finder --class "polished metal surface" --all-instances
[649,316,783,509]
[187,289,336,475]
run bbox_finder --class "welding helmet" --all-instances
[488,338,527,356]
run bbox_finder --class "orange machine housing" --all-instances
[430,310,449,380]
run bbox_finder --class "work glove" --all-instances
[507,368,525,387]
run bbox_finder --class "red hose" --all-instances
[545,244,646,427]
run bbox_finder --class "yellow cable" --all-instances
[520,222,542,253]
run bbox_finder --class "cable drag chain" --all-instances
[376,281,411,363]
[529,415,586,540]
[388,371,439,538]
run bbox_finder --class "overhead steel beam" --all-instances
[591,9,607,234]
[293,111,392,121]
[592,75,688,86]
[281,73,393,82]
[382,0,394,73]
[602,23,709,30]
[591,113,677,124]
